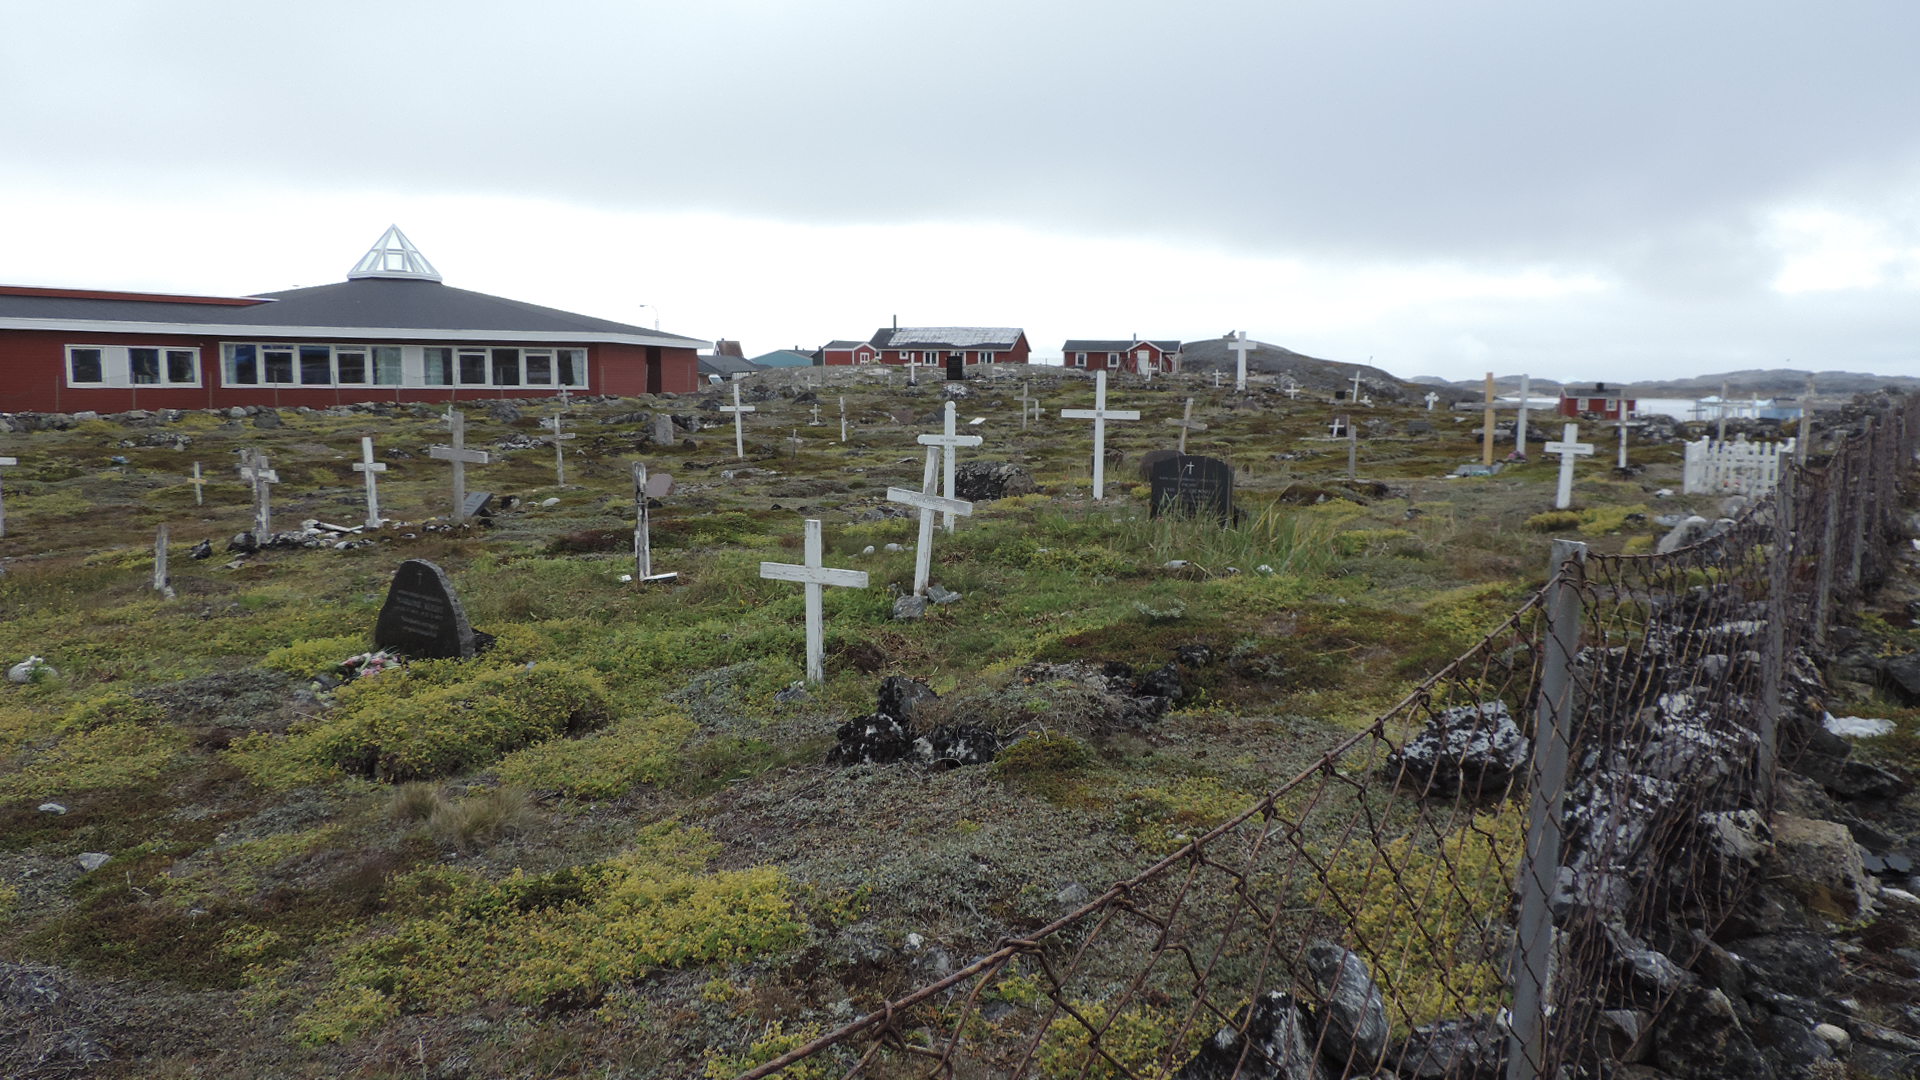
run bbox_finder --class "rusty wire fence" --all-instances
[740,395,1918,1080]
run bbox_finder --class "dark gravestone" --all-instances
[946,355,964,381]
[1137,448,1180,482]
[1150,454,1235,523]
[462,491,495,519]
[373,559,487,659]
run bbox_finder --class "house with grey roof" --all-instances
[818,326,1030,368]
[1061,338,1183,375]
[0,226,709,413]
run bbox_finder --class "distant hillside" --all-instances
[1418,368,1920,399]
[1181,335,1453,404]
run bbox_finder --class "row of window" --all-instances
[221,344,588,388]
[67,346,203,387]
[1071,351,1168,369]
[853,350,1000,364]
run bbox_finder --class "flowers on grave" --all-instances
[339,650,402,679]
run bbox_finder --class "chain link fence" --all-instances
[737,394,1917,1080]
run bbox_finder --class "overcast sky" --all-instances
[4,1,1919,382]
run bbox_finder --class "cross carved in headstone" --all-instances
[428,410,491,524]
[718,381,756,459]
[352,436,388,530]
[1059,370,1140,500]
[887,446,975,596]
[918,401,982,532]
[759,518,869,683]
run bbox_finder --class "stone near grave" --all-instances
[461,491,495,519]
[1172,991,1322,1080]
[7,656,54,684]
[952,460,1035,501]
[652,414,676,445]
[252,410,282,429]
[1303,942,1389,1070]
[1150,454,1235,523]
[945,354,964,380]
[373,559,487,659]
[77,852,111,872]
[644,471,674,499]
[1453,463,1499,478]
[1655,514,1715,555]
[1386,700,1528,799]
[1406,420,1434,435]
[1139,447,1183,481]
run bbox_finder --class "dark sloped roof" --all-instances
[1062,339,1182,353]
[820,340,866,350]
[699,354,762,376]
[0,278,706,346]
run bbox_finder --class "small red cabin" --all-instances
[1062,339,1183,374]
[819,327,1030,368]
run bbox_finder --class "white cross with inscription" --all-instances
[1544,422,1595,510]
[1228,331,1253,392]
[888,446,975,596]
[759,518,869,684]
[238,449,279,536]
[1165,397,1209,453]
[1015,381,1041,430]
[631,462,677,583]
[547,412,577,486]
[1424,391,1440,411]
[188,461,207,507]
[428,409,491,524]
[352,436,387,530]
[718,381,755,459]
[1060,370,1140,500]
[919,401,982,531]
[0,454,17,538]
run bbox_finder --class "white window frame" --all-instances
[65,344,202,388]
[1107,352,1120,365]
[977,351,993,363]
[1074,352,1087,367]
[922,350,939,363]
[220,343,587,390]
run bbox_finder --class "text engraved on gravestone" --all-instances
[373,559,481,659]
[1150,454,1235,522]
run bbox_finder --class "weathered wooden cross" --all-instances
[887,446,974,596]
[1349,369,1363,404]
[1480,372,1497,467]
[918,401,982,531]
[1164,397,1208,454]
[759,518,869,684]
[1228,331,1252,392]
[428,409,491,524]
[547,412,576,485]
[631,462,677,583]
[152,525,175,599]
[351,436,387,529]
[1015,381,1041,430]
[839,396,847,443]
[0,454,16,538]
[719,381,755,459]
[1060,370,1139,500]
[188,461,207,506]
[1545,423,1595,509]
[238,449,279,536]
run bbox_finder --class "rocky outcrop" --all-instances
[1385,701,1529,799]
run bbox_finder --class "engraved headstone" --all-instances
[1150,454,1236,523]
[461,491,495,519]
[373,559,488,659]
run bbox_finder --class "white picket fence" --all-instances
[1682,436,1795,495]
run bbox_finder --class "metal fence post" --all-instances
[1814,460,1840,650]
[1848,421,1872,595]
[1508,538,1587,1080]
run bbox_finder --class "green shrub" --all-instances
[302,660,611,780]
[1524,510,1582,533]
[0,721,186,800]
[1034,999,1197,1080]
[703,1021,831,1080]
[261,635,370,676]
[1117,777,1252,854]
[495,712,694,798]
[994,732,1095,775]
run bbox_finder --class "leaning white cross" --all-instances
[188,462,207,507]
[0,454,16,538]
[631,462,677,583]
[428,409,491,524]
[352,436,387,530]
[759,518,869,684]
[888,446,975,596]
[1544,422,1595,510]
[919,401,982,532]
[1228,331,1253,392]
[547,412,576,486]
[719,382,755,460]
[1060,370,1140,500]
[238,449,279,536]
[1165,397,1209,454]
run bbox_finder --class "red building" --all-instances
[0,227,708,414]
[817,327,1030,368]
[1061,339,1182,374]
[1558,383,1637,421]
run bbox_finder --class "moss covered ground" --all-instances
[0,367,1733,1078]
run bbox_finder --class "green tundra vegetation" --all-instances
[0,369,1758,1077]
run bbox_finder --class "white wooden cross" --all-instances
[1015,381,1041,430]
[759,518,869,684]
[547,412,576,486]
[1283,382,1302,401]
[918,401,982,531]
[1212,370,1222,389]
[839,396,847,443]
[428,409,491,524]
[1424,391,1440,411]
[1060,370,1140,500]
[718,381,755,459]
[152,525,175,599]
[1544,422,1595,510]
[0,454,16,538]
[238,449,279,536]
[1165,397,1208,454]
[188,461,207,507]
[1617,413,1631,469]
[809,404,823,427]
[1515,374,1532,454]
[1328,417,1347,438]
[1347,418,1359,480]
[907,354,919,385]
[631,462,677,583]
[352,436,387,530]
[557,387,572,410]
[1228,331,1252,392]
[887,446,974,596]
[1350,369,1363,404]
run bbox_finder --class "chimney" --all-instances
[892,314,898,331]
[1596,381,1606,391]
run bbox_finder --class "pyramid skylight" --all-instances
[348,225,442,282]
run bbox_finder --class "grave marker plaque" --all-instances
[374,559,485,659]
[1149,454,1235,522]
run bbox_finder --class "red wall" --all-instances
[0,330,699,413]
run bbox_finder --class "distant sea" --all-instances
[1630,397,1701,421]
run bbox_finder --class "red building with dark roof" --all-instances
[817,327,1030,367]
[0,227,709,413]
[1061,339,1182,374]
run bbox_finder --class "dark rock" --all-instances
[372,559,485,659]
[487,401,523,423]
[917,724,999,767]
[187,539,212,560]
[892,595,928,620]
[1825,759,1912,801]
[1174,991,1327,1080]
[1650,986,1772,1080]
[1390,1016,1506,1080]
[1756,1014,1834,1074]
[1881,653,1920,704]
[1386,701,1529,799]
[1138,448,1181,482]
[1136,663,1187,702]
[226,531,260,554]
[952,460,1037,501]
[876,676,937,725]
[1174,644,1215,667]
[1302,942,1388,1070]
[251,409,283,429]
[1726,933,1838,1000]
[825,714,913,765]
